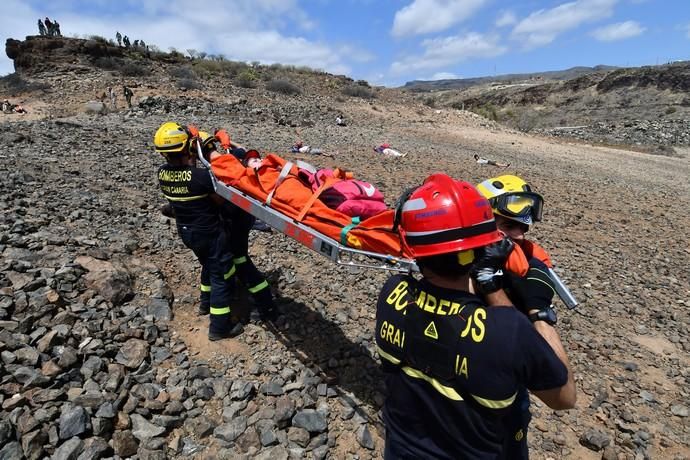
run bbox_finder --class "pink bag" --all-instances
[298,168,388,219]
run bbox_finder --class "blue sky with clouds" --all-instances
[1,0,688,86]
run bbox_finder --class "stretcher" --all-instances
[197,147,418,273]
[196,145,578,308]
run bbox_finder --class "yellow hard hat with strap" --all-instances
[153,122,190,155]
[476,175,543,225]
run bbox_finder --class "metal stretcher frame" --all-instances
[197,145,578,308]
[197,147,419,273]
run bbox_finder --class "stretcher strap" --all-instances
[265,160,317,207]
[340,217,360,245]
[296,176,341,222]
[266,161,294,206]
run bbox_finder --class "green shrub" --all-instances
[0,73,49,95]
[266,79,301,95]
[120,62,150,77]
[169,66,196,80]
[177,78,202,90]
[193,59,222,76]
[94,56,120,70]
[342,84,375,99]
[450,101,466,110]
[469,104,498,122]
[88,35,110,45]
[236,69,258,88]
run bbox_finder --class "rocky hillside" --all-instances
[1,35,689,460]
[403,65,619,91]
[416,62,690,152]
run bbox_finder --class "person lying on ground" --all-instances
[374,143,406,157]
[474,154,510,168]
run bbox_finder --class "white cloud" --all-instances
[391,32,506,74]
[429,72,459,80]
[0,0,41,75]
[495,10,517,28]
[512,0,618,48]
[391,0,487,37]
[0,0,351,77]
[337,45,375,64]
[591,20,645,41]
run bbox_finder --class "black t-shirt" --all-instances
[157,163,220,232]
[375,274,567,459]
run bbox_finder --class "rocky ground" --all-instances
[1,37,689,460]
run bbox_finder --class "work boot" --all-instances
[208,322,244,341]
[250,305,278,323]
[251,220,272,233]
[197,304,210,316]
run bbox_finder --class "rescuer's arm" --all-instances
[530,322,576,410]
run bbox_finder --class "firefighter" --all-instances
[154,122,243,341]
[376,174,575,458]
[206,129,278,322]
[476,174,558,458]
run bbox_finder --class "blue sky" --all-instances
[1,0,689,86]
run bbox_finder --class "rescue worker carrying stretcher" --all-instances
[154,122,243,341]
[375,174,576,459]
[476,174,557,459]
[205,129,278,322]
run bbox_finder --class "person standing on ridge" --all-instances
[44,18,53,36]
[116,31,122,46]
[375,174,575,458]
[154,122,244,341]
[38,19,46,36]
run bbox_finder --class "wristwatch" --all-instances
[528,306,557,325]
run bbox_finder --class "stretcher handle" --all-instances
[547,267,578,310]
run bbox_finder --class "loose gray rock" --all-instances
[287,427,310,448]
[214,416,248,443]
[112,430,139,457]
[115,338,150,369]
[52,437,84,460]
[59,406,89,440]
[357,424,375,450]
[130,413,166,440]
[0,441,22,460]
[76,436,110,460]
[671,405,688,417]
[292,409,327,434]
[21,428,47,460]
[84,101,107,114]
[253,445,289,460]
[579,429,611,451]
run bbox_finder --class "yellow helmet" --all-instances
[153,122,190,155]
[476,175,543,225]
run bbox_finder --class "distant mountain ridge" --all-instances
[402,65,619,91]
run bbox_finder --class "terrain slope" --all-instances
[1,35,689,460]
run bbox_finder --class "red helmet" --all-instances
[397,174,502,258]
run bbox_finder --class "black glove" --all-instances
[506,266,556,315]
[470,237,514,295]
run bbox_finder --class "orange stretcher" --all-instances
[197,146,578,308]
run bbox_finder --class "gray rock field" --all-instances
[0,35,689,460]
